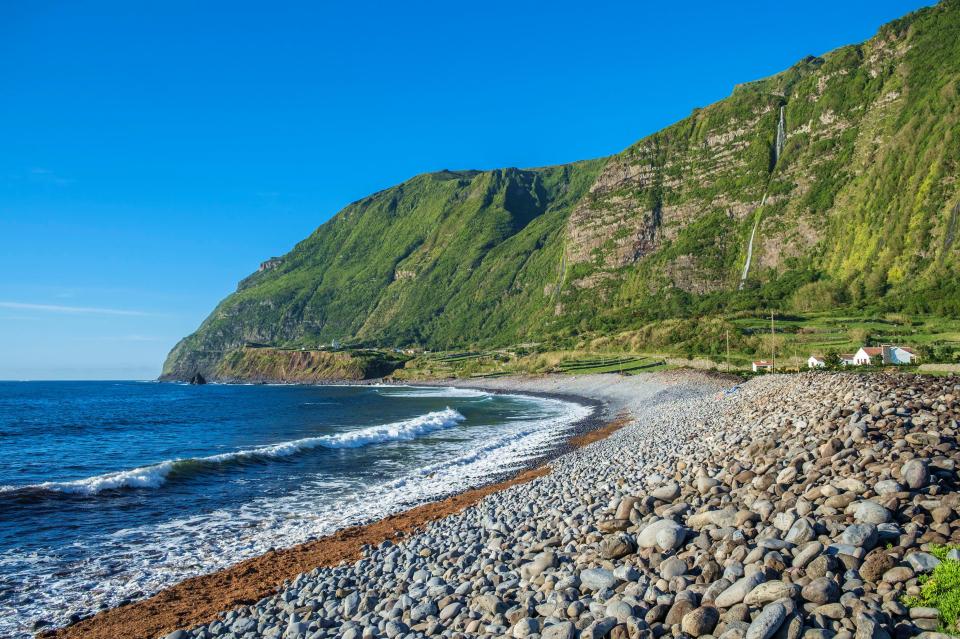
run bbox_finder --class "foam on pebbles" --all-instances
[163,372,960,639]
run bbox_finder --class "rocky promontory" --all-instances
[160,347,408,383]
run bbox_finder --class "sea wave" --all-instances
[375,386,490,398]
[0,392,589,638]
[318,407,465,447]
[0,408,465,497]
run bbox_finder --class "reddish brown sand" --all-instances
[568,415,630,448]
[46,414,630,639]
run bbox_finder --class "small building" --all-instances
[807,355,826,369]
[882,345,918,365]
[852,345,919,366]
[853,347,883,366]
[752,360,774,372]
[839,353,857,366]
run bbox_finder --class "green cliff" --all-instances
[163,1,960,381]
[211,348,407,383]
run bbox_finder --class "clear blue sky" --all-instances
[0,0,933,379]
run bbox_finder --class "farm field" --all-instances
[387,311,960,380]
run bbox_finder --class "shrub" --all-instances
[904,545,960,632]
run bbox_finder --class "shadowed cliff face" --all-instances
[164,1,960,380]
[160,346,409,382]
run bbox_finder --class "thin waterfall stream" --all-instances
[739,195,767,289]
[774,105,786,164]
[738,104,786,290]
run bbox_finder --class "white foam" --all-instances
[318,407,465,447]
[0,461,181,495]
[0,391,591,638]
[0,408,466,496]
[375,385,490,398]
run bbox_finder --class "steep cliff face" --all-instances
[163,1,960,380]
[162,163,605,378]
[210,348,406,383]
[162,346,405,383]
[561,78,782,298]
[553,1,960,323]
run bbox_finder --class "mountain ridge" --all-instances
[162,1,960,380]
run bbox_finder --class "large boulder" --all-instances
[744,581,799,606]
[847,501,892,524]
[652,482,681,501]
[860,550,897,582]
[542,621,577,639]
[637,518,687,551]
[840,523,878,550]
[746,601,787,639]
[615,496,639,520]
[901,458,929,490]
[688,507,738,529]
[581,568,618,591]
[520,551,559,580]
[599,533,635,559]
[801,577,840,604]
[682,606,720,636]
[715,573,766,608]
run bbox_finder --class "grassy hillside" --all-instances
[390,311,960,380]
[163,1,960,381]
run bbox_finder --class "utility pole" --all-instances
[771,310,776,372]
[725,329,730,371]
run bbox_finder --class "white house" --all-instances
[839,353,857,366]
[853,347,883,366]
[883,346,920,364]
[752,360,774,372]
[883,345,918,365]
[808,355,826,368]
[852,345,919,366]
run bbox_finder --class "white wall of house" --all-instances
[851,345,917,366]
[808,356,825,368]
[889,347,917,364]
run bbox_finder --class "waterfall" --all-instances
[740,105,785,290]
[774,105,786,165]
[738,195,766,290]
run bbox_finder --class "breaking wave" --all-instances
[0,408,465,497]
[375,386,490,399]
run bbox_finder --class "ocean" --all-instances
[0,380,591,637]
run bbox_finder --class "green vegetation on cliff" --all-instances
[163,1,960,381]
[213,348,408,383]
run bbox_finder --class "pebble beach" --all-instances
[52,371,960,639]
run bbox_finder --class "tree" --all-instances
[825,348,842,369]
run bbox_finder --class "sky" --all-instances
[0,0,934,380]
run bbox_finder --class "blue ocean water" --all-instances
[0,381,590,636]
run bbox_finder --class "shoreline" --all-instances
[45,377,629,639]
[32,372,960,639]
